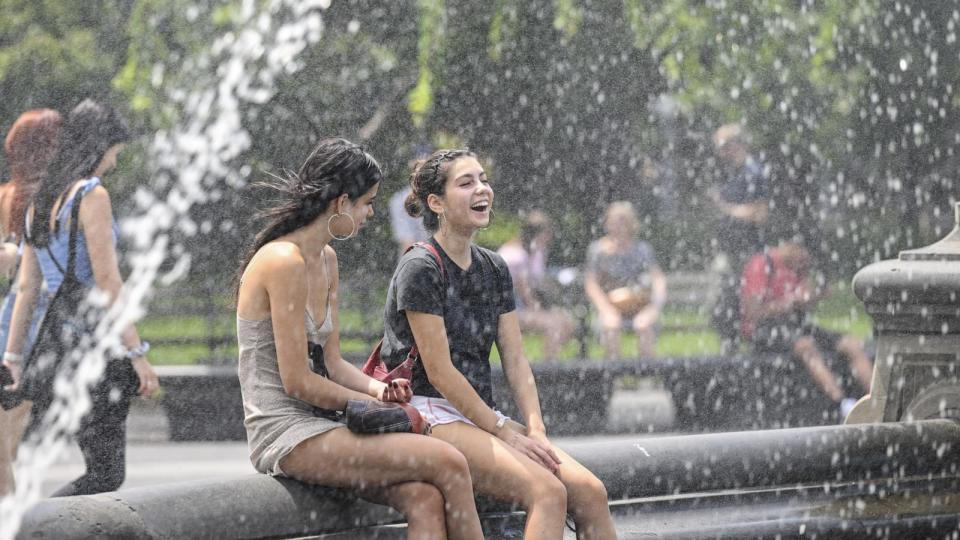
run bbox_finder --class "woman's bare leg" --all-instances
[793,337,843,402]
[432,422,616,539]
[0,402,31,496]
[549,445,616,539]
[635,327,656,358]
[360,481,446,540]
[279,428,482,540]
[601,327,621,361]
[837,336,873,392]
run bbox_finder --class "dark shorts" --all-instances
[750,315,842,354]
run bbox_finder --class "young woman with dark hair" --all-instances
[235,138,482,540]
[0,108,63,496]
[2,99,159,497]
[383,150,616,539]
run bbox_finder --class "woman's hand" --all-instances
[498,426,562,474]
[131,356,160,397]
[378,379,413,403]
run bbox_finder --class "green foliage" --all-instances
[552,0,582,44]
[0,1,130,172]
[408,0,445,126]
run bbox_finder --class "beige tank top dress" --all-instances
[237,253,341,476]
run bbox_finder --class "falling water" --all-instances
[0,1,329,537]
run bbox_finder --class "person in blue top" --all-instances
[2,99,159,497]
[0,109,62,496]
[382,149,616,539]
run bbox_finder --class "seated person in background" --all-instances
[584,201,667,360]
[739,240,873,417]
[497,211,575,360]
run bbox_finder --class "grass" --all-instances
[139,283,874,365]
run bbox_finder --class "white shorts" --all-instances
[410,396,510,428]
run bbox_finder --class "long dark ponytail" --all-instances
[235,137,383,294]
[28,99,130,247]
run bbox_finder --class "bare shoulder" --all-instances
[254,241,307,279]
[323,245,339,278]
[78,185,112,214]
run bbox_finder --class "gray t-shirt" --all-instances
[381,239,516,405]
[585,239,658,292]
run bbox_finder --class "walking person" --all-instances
[3,99,159,497]
[0,109,62,496]
[236,138,482,539]
[383,149,616,539]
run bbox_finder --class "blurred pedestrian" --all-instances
[386,148,616,538]
[235,138,482,539]
[584,201,667,360]
[497,210,575,360]
[389,145,432,258]
[740,240,872,418]
[708,123,771,349]
[3,99,159,497]
[0,109,62,496]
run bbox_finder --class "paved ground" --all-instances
[40,386,676,496]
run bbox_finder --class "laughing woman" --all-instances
[381,149,616,539]
[236,138,482,540]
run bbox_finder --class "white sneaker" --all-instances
[840,397,858,418]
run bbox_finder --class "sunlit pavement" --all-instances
[40,387,674,496]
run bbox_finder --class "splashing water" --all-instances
[0,1,329,537]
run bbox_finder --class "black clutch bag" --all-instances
[344,399,431,435]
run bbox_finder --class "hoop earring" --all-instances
[327,212,356,241]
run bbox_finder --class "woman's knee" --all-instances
[522,470,568,510]
[565,471,608,512]
[390,482,445,517]
[423,440,471,480]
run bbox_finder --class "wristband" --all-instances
[2,352,22,365]
[125,342,151,360]
[495,415,507,430]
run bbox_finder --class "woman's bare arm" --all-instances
[81,186,142,350]
[406,311,504,431]
[81,185,158,395]
[312,248,394,400]
[495,311,547,435]
[4,245,41,383]
[260,246,372,409]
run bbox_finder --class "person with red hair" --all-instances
[0,108,62,496]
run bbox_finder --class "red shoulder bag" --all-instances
[361,242,446,383]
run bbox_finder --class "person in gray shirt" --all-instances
[584,201,667,360]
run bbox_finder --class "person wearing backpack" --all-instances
[235,138,483,540]
[0,109,62,496]
[2,100,159,497]
[382,149,616,539]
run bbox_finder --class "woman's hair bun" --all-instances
[404,189,423,217]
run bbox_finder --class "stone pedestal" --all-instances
[847,203,960,423]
